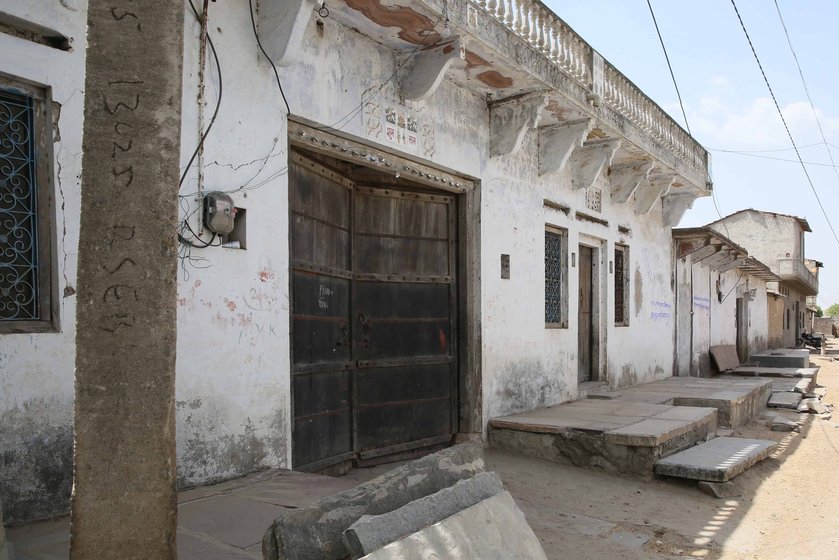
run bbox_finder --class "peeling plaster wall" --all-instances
[1,0,699,519]
[173,2,294,488]
[0,1,86,523]
[674,254,770,376]
[480,130,676,425]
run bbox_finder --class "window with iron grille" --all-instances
[0,80,55,332]
[614,244,629,326]
[545,226,568,328]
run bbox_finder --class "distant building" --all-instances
[708,210,819,348]
[673,227,779,376]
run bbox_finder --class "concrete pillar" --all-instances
[70,1,184,558]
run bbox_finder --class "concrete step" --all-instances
[654,437,777,482]
[767,391,803,410]
[726,366,819,379]
[749,349,811,369]
[489,400,718,478]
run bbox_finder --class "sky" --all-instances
[544,0,839,308]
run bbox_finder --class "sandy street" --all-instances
[485,339,839,560]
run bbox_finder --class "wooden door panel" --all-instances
[292,369,352,468]
[290,155,353,470]
[291,272,350,366]
[578,246,593,383]
[353,237,449,276]
[352,187,456,456]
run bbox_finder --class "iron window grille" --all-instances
[545,226,568,328]
[614,244,629,326]
[0,80,55,331]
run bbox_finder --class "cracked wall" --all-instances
[0,0,86,523]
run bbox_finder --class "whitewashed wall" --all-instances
[1,0,688,521]
[0,0,86,523]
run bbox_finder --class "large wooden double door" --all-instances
[290,152,457,470]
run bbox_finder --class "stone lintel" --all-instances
[259,0,319,66]
[661,193,696,227]
[489,92,549,157]
[609,160,653,204]
[570,138,620,190]
[400,37,465,101]
[537,118,593,176]
[635,173,675,215]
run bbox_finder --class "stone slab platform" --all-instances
[489,396,718,477]
[726,366,819,379]
[750,349,811,368]
[654,437,777,482]
[767,391,803,410]
[587,376,773,429]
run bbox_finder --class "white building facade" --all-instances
[0,0,710,522]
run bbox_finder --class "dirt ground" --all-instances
[485,341,839,560]
[346,340,839,560]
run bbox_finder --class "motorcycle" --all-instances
[796,331,823,350]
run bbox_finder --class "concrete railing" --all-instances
[778,258,818,295]
[471,0,709,177]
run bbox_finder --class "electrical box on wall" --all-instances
[203,192,236,235]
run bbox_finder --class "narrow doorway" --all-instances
[578,245,595,383]
[735,296,748,363]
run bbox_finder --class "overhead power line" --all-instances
[645,0,691,135]
[729,0,839,248]
[772,0,839,185]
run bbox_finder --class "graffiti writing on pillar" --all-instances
[97,9,145,333]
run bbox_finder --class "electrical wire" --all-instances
[248,0,291,117]
[773,0,839,185]
[729,0,839,248]
[645,0,691,135]
[709,148,839,168]
[180,0,223,190]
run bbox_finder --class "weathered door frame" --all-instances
[577,234,605,384]
[287,120,482,471]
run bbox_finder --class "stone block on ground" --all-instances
[768,392,802,410]
[698,480,742,499]
[771,417,800,432]
[358,492,547,560]
[344,472,503,558]
[262,442,485,560]
[654,437,778,482]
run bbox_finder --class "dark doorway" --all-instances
[289,151,458,471]
[578,245,594,383]
[736,296,749,363]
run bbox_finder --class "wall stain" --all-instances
[344,0,441,45]
[0,407,73,523]
[634,265,643,316]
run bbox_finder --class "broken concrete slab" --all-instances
[771,417,800,432]
[768,392,802,410]
[654,437,778,482]
[343,472,504,558]
[698,480,742,499]
[358,492,547,560]
[262,442,485,560]
[800,398,827,414]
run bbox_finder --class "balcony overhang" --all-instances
[267,0,711,205]
[672,227,780,282]
[777,258,818,296]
